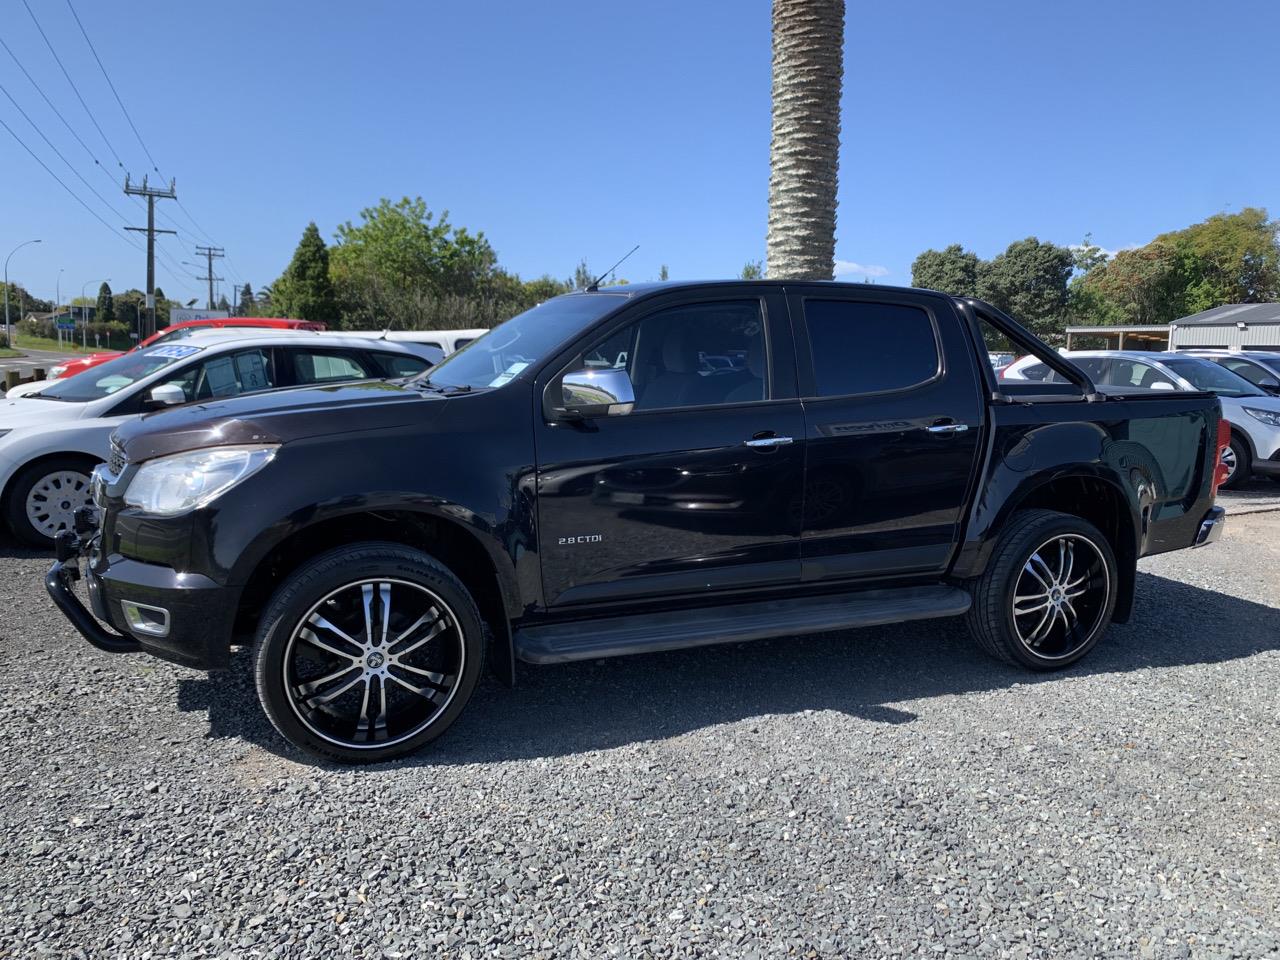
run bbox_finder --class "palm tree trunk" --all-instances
[766,0,845,280]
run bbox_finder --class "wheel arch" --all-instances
[0,449,103,533]
[234,507,519,685]
[978,472,1140,624]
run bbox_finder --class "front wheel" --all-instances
[5,456,97,548]
[252,542,486,763]
[966,509,1118,670]
[1219,433,1251,489]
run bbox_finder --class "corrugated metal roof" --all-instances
[1175,303,1280,326]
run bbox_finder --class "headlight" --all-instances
[1243,406,1280,427]
[124,445,278,515]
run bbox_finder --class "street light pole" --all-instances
[79,279,110,350]
[4,239,41,348]
[56,268,64,349]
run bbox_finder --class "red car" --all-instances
[48,318,327,379]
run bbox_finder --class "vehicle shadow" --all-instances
[175,570,1279,769]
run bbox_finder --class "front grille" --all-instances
[107,439,126,476]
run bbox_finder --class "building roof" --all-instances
[1174,303,1280,326]
[1064,324,1170,334]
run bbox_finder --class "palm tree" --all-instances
[766,0,845,280]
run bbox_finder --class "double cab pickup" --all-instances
[48,281,1227,762]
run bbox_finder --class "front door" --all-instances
[790,290,985,581]
[535,292,805,607]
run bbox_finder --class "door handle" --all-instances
[926,422,969,434]
[744,435,794,448]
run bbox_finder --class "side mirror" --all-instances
[559,368,635,419]
[1149,381,1176,391]
[1258,377,1280,394]
[145,383,187,409]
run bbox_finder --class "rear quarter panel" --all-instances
[952,392,1220,578]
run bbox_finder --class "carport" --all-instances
[1064,324,1170,350]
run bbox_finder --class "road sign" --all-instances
[56,321,74,332]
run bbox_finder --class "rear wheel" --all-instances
[5,456,97,548]
[252,542,486,763]
[1220,433,1251,489]
[967,509,1118,670]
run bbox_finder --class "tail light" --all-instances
[1212,417,1232,496]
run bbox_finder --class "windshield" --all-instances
[419,294,628,391]
[1160,357,1265,397]
[34,345,202,402]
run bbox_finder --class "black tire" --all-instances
[966,509,1118,671]
[252,541,486,763]
[5,455,98,548]
[1219,433,1252,489]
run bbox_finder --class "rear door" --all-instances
[789,288,985,581]
[534,289,805,606]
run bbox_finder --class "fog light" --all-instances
[120,600,170,638]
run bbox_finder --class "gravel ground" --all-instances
[0,514,1277,959]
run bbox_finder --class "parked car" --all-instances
[338,328,486,356]
[48,282,1226,763]
[46,318,329,380]
[1003,349,1280,487]
[1,331,437,546]
[1182,350,1280,396]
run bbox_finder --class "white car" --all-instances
[336,328,486,356]
[1002,349,1280,488]
[0,330,440,546]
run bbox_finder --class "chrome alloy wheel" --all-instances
[26,470,92,539]
[1011,533,1110,661]
[282,578,465,750]
[1220,444,1238,482]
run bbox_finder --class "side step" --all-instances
[514,585,971,665]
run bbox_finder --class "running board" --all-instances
[514,585,971,664]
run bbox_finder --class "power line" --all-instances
[0,79,132,225]
[123,174,178,336]
[64,0,164,178]
[0,33,115,186]
[0,113,141,251]
[21,0,126,171]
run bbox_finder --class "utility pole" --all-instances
[194,245,225,310]
[124,174,177,337]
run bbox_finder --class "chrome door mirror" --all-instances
[146,383,187,408]
[559,368,635,419]
[1257,376,1280,395]
[1148,381,1176,391]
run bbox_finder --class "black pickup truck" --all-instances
[47,281,1228,762]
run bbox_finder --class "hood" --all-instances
[0,392,87,427]
[113,379,446,462]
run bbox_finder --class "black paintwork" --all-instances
[60,281,1223,675]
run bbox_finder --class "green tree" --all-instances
[1072,233,1109,275]
[217,293,231,313]
[658,264,669,281]
[1078,242,1182,326]
[153,286,172,328]
[911,244,980,297]
[95,281,115,325]
[573,259,593,290]
[238,283,255,317]
[273,222,338,322]
[977,238,1075,339]
[740,260,764,280]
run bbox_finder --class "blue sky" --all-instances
[2,0,1278,306]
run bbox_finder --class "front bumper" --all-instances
[45,524,235,670]
[1193,505,1226,547]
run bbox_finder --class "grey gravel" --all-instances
[1,512,1278,959]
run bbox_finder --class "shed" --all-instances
[1169,303,1280,351]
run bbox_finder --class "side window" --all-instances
[1219,357,1265,385]
[553,300,768,413]
[373,352,429,378]
[156,348,276,402]
[1072,358,1110,384]
[1111,360,1176,389]
[290,349,374,384]
[803,300,938,397]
